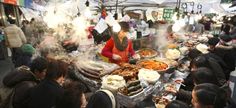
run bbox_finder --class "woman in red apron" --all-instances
[102,22,138,65]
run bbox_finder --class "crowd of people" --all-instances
[0,13,236,108]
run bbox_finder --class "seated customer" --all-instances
[176,67,219,104]
[1,57,48,108]
[191,55,226,86]
[192,83,227,108]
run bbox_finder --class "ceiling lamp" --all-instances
[85,0,89,7]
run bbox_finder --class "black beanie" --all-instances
[220,35,232,42]
[208,37,220,46]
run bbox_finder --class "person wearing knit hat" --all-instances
[208,37,220,46]
[219,35,233,46]
[21,44,36,55]
[207,37,220,52]
[15,44,35,67]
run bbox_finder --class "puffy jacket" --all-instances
[3,66,39,108]
[4,24,26,48]
[28,79,64,108]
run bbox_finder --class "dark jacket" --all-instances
[182,73,194,91]
[176,89,192,104]
[15,53,32,68]
[211,47,236,80]
[28,79,64,108]
[3,66,39,108]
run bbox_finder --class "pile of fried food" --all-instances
[112,63,141,81]
[137,49,158,58]
[137,60,168,71]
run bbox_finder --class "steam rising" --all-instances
[155,24,169,51]
[42,0,91,45]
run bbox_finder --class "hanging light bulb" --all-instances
[114,13,118,20]
[84,7,92,18]
[85,0,89,7]
[113,22,121,32]
[189,14,195,25]
[172,23,181,32]
[84,0,91,18]
[179,18,186,27]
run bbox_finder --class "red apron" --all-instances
[111,41,130,64]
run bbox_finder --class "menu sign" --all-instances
[163,8,174,21]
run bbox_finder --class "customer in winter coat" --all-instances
[56,81,87,108]
[175,67,219,104]
[4,19,27,63]
[2,57,48,108]
[191,55,227,86]
[192,83,227,108]
[28,60,68,108]
[208,37,236,80]
[15,44,35,67]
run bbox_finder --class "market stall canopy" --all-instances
[160,0,226,14]
[92,0,166,6]
[0,0,32,8]
[92,0,225,14]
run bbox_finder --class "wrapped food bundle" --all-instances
[165,49,181,60]
[101,75,126,92]
[118,80,143,96]
[138,68,160,84]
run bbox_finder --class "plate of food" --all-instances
[153,96,170,108]
[136,48,158,59]
[137,60,169,72]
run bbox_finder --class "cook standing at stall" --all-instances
[101,21,139,64]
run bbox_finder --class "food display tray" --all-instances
[117,82,162,107]
[73,67,101,92]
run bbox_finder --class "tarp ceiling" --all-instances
[29,0,228,14]
[95,0,225,14]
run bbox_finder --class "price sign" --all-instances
[163,8,174,21]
